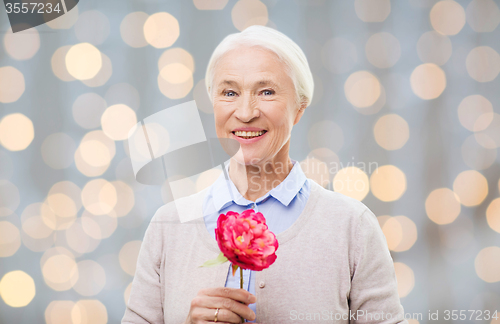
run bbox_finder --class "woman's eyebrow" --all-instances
[255,79,280,88]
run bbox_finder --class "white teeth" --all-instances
[234,130,266,137]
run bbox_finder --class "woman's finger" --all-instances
[191,295,256,321]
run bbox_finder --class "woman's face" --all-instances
[212,46,305,167]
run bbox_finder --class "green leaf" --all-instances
[199,252,228,268]
[232,264,239,277]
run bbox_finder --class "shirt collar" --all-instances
[210,159,307,212]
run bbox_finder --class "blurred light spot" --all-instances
[47,181,82,219]
[373,114,409,150]
[82,179,117,215]
[74,10,110,45]
[416,31,452,66]
[45,301,75,324]
[370,165,406,202]
[0,221,21,257]
[158,72,194,99]
[124,282,132,305]
[40,198,75,231]
[80,140,111,167]
[425,188,461,225]
[365,32,400,68]
[333,166,369,201]
[353,84,385,115]
[410,63,446,100]
[466,46,500,82]
[81,210,117,239]
[0,66,25,103]
[81,53,112,88]
[0,113,33,151]
[72,260,106,296]
[196,169,222,193]
[41,133,76,169]
[160,63,192,84]
[105,83,140,111]
[111,181,135,217]
[193,0,228,10]
[475,246,500,282]
[394,262,414,297]
[0,150,14,180]
[392,216,417,252]
[143,12,180,48]
[51,46,76,82]
[344,71,381,108]
[300,157,330,189]
[65,43,102,81]
[120,12,149,48]
[42,254,78,291]
[486,198,500,234]
[381,217,402,250]
[321,37,357,74]
[430,1,466,35]
[119,240,142,276]
[231,0,268,31]
[457,95,493,131]
[101,104,137,141]
[193,79,214,114]
[466,0,500,33]
[453,170,488,207]
[354,0,390,22]
[461,134,496,170]
[475,113,500,149]
[71,300,108,324]
[21,203,53,239]
[307,120,344,153]
[75,130,116,177]
[0,180,20,216]
[65,218,100,254]
[0,271,35,307]
[3,28,40,60]
[72,93,107,129]
[46,5,79,29]
[158,48,195,74]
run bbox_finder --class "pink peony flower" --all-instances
[215,209,279,272]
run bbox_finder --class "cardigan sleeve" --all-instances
[348,208,408,324]
[121,209,166,324]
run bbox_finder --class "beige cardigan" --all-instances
[122,180,408,324]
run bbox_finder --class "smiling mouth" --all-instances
[232,130,267,139]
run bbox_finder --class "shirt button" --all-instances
[251,203,256,209]
[259,281,265,288]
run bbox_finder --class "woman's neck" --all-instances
[228,156,294,202]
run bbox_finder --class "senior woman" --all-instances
[122,26,407,324]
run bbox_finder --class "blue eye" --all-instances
[224,90,236,97]
[262,89,274,96]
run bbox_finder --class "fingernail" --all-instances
[249,295,257,303]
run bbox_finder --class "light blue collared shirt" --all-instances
[202,159,311,321]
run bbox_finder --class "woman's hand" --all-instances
[184,287,257,323]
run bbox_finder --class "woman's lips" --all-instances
[231,131,268,144]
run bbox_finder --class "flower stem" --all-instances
[240,267,245,323]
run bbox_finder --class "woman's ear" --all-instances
[293,101,307,125]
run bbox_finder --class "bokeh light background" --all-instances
[1,0,500,323]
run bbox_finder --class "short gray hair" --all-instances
[205,25,314,109]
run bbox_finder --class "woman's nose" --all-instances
[235,94,260,122]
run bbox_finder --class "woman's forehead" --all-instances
[213,48,292,88]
